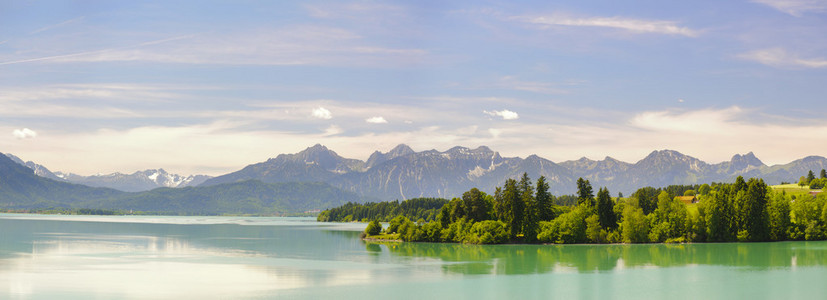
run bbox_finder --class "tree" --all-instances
[741,178,770,241]
[807,170,816,184]
[519,173,538,242]
[596,187,616,229]
[633,187,658,215]
[576,178,595,206]
[684,190,696,196]
[535,176,554,221]
[365,219,382,236]
[462,188,489,222]
[703,190,735,242]
[621,206,649,243]
[799,176,810,187]
[698,184,711,196]
[501,178,523,240]
[768,192,791,241]
[821,169,827,179]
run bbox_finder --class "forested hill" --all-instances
[0,152,371,214]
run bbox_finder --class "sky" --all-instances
[1,0,826,176]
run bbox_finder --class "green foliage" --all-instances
[768,192,791,241]
[537,204,592,244]
[632,187,658,215]
[821,169,827,179]
[799,176,809,187]
[684,190,696,196]
[461,188,492,222]
[807,170,816,184]
[535,176,554,221]
[355,175,827,245]
[576,178,594,206]
[621,205,649,243]
[648,191,688,243]
[698,184,711,196]
[318,197,448,222]
[365,220,382,236]
[809,178,825,189]
[596,187,616,229]
[465,220,509,244]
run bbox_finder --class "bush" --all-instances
[537,204,592,244]
[465,220,508,244]
[365,220,382,236]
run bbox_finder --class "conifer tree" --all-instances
[576,178,595,206]
[596,187,616,229]
[535,176,554,221]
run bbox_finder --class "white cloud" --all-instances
[12,128,37,139]
[738,48,827,68]
[484,109,520,120]
[752,0,827,16]
[514,14,699,37]
[311,107,333,119]
[365,116,388,124]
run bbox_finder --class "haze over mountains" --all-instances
[3,145,826,214]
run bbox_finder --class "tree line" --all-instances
[316,198,449,222]
[353,173,827,244]
[798,169,827,189]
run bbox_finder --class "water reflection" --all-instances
[368,241,827,275]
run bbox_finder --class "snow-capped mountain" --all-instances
[3,154,211,192]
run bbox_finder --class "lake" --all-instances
[1,214,825,299]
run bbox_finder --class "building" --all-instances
[676,195,699,205]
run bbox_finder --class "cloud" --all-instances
[514,14,699,37]
[311,107,332,119]
[484,109,520,120]
[738,48,827,68]
[30,16,86,35]
[0,27,427,67]
[365,116,388,124]
[12,128,37,139]
[752,0,827,16]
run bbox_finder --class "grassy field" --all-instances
[770,183,819,197]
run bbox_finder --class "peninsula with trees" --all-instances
[323,170,827,244]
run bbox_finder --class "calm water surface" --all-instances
[1,214,825,299]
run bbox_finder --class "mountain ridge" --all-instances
[200,144,827,200]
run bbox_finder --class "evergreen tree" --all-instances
[518,173,537,242]
[807,170,816,184]
[535,176,554,221]
[734,176,747,193]
[462,188,489,222]
[768,192,791,241]
[821,169,827,179]
[501,178,522,240]
[743,178,770,241]
[576,177,595,206]
[596,187,616,229]
[633,187,658,215]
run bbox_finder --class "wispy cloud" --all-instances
[484,109,520,120]
[752,0,827,16]
[513,14,699,37]
[738,48,827,68]
[1,27,427,67]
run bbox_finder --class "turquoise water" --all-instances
[1,214,825,299]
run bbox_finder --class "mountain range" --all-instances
[201,144,827,200]
[0,153,366,214]
[3,145,826,214]
[3,154,211,192]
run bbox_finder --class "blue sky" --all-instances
[1,0,826,175]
